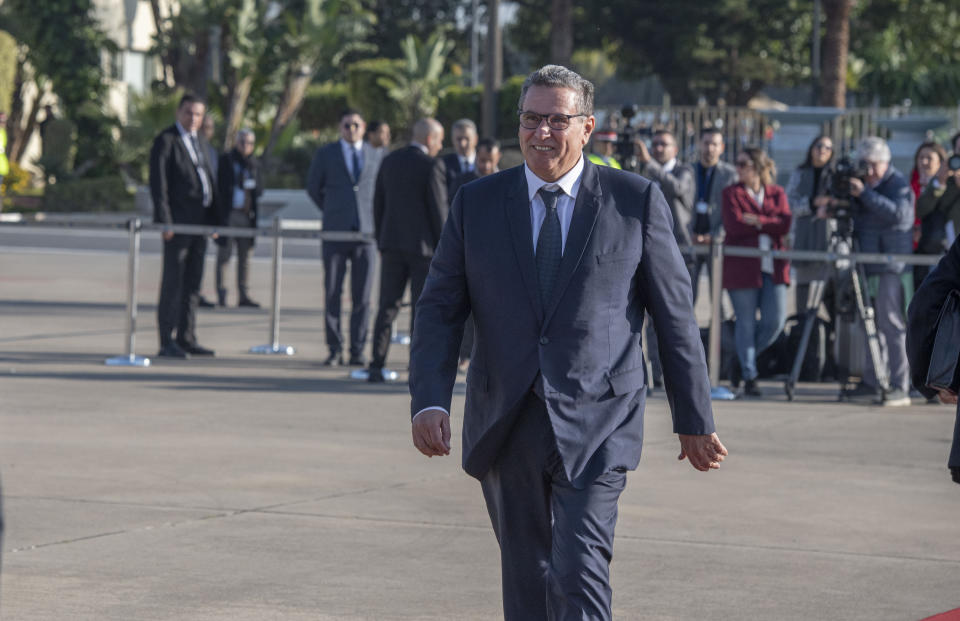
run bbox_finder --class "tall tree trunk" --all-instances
[262,64,313,167]
[481,0,502,138]
[8,57,27,162]
[550,0,573,66]
[223,75,252,151]
[149,0,173,85]
[820,0,853,108]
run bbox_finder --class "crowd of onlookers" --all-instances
[147,92,959,402]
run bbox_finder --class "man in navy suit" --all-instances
[409,65,727,619]
[307,109,385,366]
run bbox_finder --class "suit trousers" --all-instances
[322,241,376,358]
[481,393,626,621]
[158,234,206,347]
[369,250,431,369]
[215,210,255,301]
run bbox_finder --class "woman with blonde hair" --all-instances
[722,147,792,397]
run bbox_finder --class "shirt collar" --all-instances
[175,122,196,140]
[410,141,429,154]
[525,155,585,203]
[661,157,678,173]
[340,138,363,151]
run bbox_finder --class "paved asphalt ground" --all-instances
[1,230,959,620]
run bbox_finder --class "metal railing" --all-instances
[1,212,950,397]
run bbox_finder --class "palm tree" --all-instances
[377,31,457,130]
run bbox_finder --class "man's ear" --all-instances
[582,115,596,145]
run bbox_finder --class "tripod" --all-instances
[784,217,890,401]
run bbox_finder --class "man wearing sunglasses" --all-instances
[409,65,726,620]
[307,109,385,367]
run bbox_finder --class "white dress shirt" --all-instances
[413,156,586,423]
[340,138,364,180]
[175,121,212,207]
[526,155,584,254]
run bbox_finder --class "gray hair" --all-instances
[237,127,255,142]
[858,136,891,163]
[451,118,477,134]
[412,118,443,143]
[518,64,594,116]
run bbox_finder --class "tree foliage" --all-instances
[849,0,960,106]
[1,0,118,176]
[377,31,458,128]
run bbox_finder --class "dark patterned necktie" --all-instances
[536,188,563,306]
[352,147,362,183]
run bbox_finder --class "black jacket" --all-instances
[216,149,263,226]
[907,236,960,468]
[373,145,448,257]
[149,125,218,226]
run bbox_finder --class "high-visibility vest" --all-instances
[587,152,621,169]
[0,127,9,177]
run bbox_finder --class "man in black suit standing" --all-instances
[367,118,447,381]
[306,109,385,366]
[150,93,218,358]
[442,118,477,197]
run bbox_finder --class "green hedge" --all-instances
[43,176,134,212]
[346,58,405,132]
[437,85,482,132]
[299,82,349,131]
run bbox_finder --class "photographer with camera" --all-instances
[818,137,913,405]
[915,145,960,284]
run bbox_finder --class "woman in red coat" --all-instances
[722,147,792,397]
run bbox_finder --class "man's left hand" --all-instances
[678,433,728,471]
[848,177,864,197]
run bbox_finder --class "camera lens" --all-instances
[948,154,960,171]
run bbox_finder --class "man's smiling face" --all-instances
[519,85,595,182]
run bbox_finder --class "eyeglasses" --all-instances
[342,122,360,129]
[735,160,752,168]
[651,141,673,148]
[518,110,587,131]
[814,143,833,150]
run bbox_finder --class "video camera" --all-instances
[828,156,868,220]
[616,104,652,172]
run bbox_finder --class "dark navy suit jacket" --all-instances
[907,236,960,468]
[409,159,716,488]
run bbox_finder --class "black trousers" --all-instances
[481,394,626,621]
[369,250,431,369]
[322,241,376,358]
[157,234,206,348]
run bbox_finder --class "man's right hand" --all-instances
[939,389,958,405]
[162,230,175,241]
[412,408,451,458]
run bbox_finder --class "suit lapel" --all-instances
[543,161,603,326]
[504,167,543,321]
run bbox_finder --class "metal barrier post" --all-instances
[250,216,295,355]
[105,218,150,367]
[708,238,734,399]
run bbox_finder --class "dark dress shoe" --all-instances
[323,353,344,366]
[743,379,763,397]
[217,289,227,307]
[348,355,366,367]
[197,296,216,308]
[367,367,385,382]
[158,343,190,359]
[178,343,215,356]
[238,297,260,308]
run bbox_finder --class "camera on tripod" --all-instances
[615,104,652,172]
[827,156,868,219]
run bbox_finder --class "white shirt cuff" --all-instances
[412,407,449,422]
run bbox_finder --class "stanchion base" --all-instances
[349,368,399,382]
[249,344,296,355]
[391,333,411,345]
[710,386,737,400]
[105,355,151,367]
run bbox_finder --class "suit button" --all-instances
[539,336,549,345]
[353,185,359,192]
